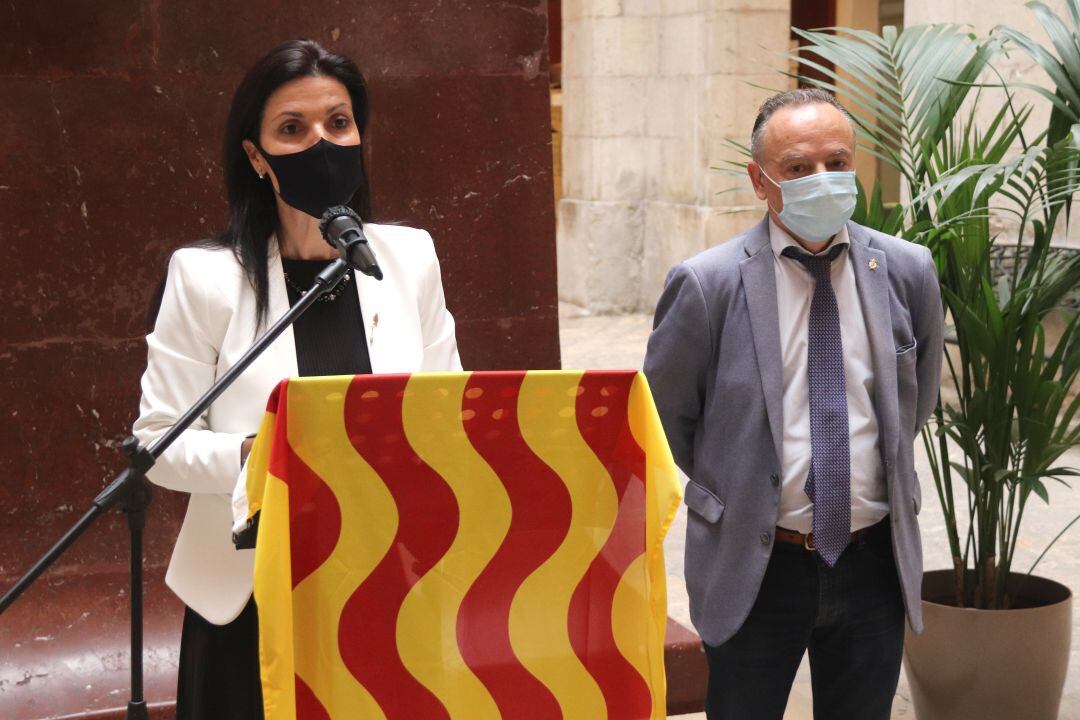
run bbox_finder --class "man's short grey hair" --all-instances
[750,88,855,163]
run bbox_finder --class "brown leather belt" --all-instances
[775,525,872,552]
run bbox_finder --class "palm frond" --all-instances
[787,24,1002,185]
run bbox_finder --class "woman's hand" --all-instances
[241,435,256,465]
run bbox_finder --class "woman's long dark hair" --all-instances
[206,39,373,329]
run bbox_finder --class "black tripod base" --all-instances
[127,699,149,720]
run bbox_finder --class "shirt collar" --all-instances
[768,217,850,259]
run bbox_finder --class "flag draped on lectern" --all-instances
[242,370,682,720]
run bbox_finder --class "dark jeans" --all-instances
[703,518,905,720]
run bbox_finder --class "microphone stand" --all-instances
[0,258,352,720]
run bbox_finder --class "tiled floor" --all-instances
[559,307,1080,720]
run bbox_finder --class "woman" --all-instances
[133,39,461,719]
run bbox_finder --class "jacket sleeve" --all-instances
[643,263,713,479]
[417,231,463,372]
[132,249,248,495]
[914,246,945,432]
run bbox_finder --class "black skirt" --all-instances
[176,597,264,720]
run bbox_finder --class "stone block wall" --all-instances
[559,0,791,314]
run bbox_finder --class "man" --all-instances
[644,88,944,719]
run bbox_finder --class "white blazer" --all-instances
[133,223,462,625]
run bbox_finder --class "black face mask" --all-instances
[258,138,364,219]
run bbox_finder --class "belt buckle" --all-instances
[803,532,815,552]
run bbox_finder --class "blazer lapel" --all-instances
[739,219,785,467]
[847,222,899,465]
[354,270,386,373]
[265,238,383,377]
[265,248,300,379]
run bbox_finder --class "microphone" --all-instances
[319,205,383,281]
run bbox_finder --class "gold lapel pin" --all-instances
[868,258,879,272]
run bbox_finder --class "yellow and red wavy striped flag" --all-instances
[243,370,682,720]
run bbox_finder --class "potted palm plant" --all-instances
[783,7,1080,719]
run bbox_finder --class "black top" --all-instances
[233,258,373,550]
[280,258,372,377]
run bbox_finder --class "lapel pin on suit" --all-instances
[868,258,879,272]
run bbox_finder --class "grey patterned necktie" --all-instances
[781,243,850,566]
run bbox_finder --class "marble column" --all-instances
[0,2,558,715]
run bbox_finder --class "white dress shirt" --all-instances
[770,218,887,533]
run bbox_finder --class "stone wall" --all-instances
[559,0,791,314]
[559,0,1077,317]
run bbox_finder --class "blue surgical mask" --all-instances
[761,170,857,244]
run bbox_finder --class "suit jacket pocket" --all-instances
[896,340,919,436]
[685,480,725,524]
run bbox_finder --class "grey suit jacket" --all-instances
[644,217,944,647]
